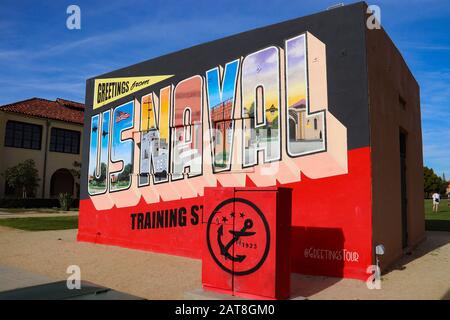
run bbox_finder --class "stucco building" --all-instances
[0,98,84,199]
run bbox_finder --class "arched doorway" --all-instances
[50,169,74,197]
[289,117,296,141]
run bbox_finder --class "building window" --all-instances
[50,127,80,154]
[4,120,42,150]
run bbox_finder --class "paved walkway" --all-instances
[0,226,200,299]
[0,225,448,299]
[0,211,78,219]
[0,265,54,292]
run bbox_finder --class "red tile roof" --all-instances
[0,97,84,125]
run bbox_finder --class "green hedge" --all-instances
[0,198,79,209]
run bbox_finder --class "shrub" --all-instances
[58,193,73,211]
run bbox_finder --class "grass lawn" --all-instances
[424,198,450,231]
[0,216,78,231]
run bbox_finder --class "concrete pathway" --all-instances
[0,226,448,299]
[0,211,78,219]
[0,226,200,299]
[0,265,54,292]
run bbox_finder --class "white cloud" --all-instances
[287,36,306,58]
[265,49,279,64]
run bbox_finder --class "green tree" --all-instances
[92,162,107,186]
[271,115,279,129]
[118,163,133,181]
[424,166,447,197]
[2,159,40,198]
[69,161,81,180]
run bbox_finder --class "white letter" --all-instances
[66,5,81,30]
[366,265,381,289]
[366,5,381,30]
[66,265,81,289]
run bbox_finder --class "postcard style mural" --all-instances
[85,32,346,202]
[80,26,377,282]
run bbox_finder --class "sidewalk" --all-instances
[0,210,78,219]
[0,226,200,299]
[0,225,448,299]
[0,265,54,292]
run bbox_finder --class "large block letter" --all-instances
[241,46,281,167]
[139,86,171,186]
[110,101,134,192]
[206,59,239,172]
[285,34,325,157]
[171,76,203,180]
[88,110,110,195]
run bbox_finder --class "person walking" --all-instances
[432,192,440,212]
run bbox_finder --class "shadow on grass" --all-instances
[426,220,450,232]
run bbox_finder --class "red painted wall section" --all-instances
[287,147,373,280]
[78,196,202,259]
[78,146,372,280]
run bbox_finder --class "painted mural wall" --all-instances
[79,3,373,280]
[86,33,347,207]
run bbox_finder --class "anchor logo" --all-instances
[218,219,255,262]
[206,198,270,276]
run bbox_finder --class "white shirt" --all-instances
[432,193,440,202]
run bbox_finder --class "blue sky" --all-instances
[0,0,449,177]
[207,59,239,111]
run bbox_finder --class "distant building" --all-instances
[288,99,323,141]
[141,128,169,180]
[210,98,233,165]
[0,98,84,199]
